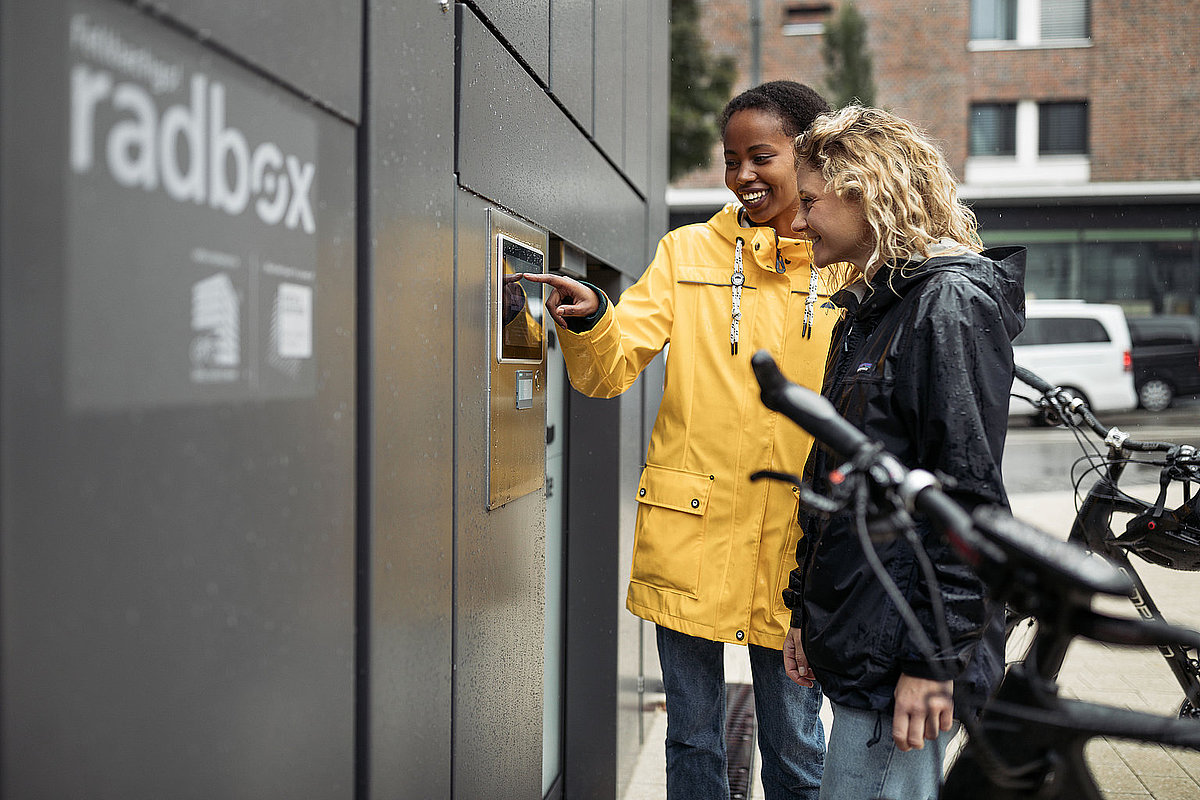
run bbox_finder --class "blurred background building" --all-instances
[670,0,1200,316]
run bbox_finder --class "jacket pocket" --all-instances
[630,464,714,598]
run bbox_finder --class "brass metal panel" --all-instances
[487,212,549,509]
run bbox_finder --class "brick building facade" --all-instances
[670,1,1200,314]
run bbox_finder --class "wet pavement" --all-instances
[1004,404,1200,495]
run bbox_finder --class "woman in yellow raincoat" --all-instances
[524,82,847,799]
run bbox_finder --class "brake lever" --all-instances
[749,469,847,517]
[1025,395,1069,427]
[749,468,802,486]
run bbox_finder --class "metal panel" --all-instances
[454,190,547,799]
[593,0,625,166]
[472,0,550,84]
[563,389,622,799]
[457,6,646,276]
[623,0,650,194]
[362,0,456,796]
[615,364,648,787]
[139,0,362,122]
[1,1,356,796]
[549,0,594,131]
[562,266,649,799]
[646,1,671,250]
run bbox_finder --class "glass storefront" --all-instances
[981,227,1200,318]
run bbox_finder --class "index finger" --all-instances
[516,272,558,283]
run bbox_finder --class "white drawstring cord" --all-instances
[802,264,819,338]
[731,237,745,355]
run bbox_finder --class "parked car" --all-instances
[1010,300,1138,421]
[1126,315,1200,411]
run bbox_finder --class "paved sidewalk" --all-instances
[622,485,1200,799]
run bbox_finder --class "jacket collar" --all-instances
[852,247,1027,338]
[708,203,810,273]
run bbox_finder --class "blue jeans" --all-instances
[819,701,958,800]
[656,625,825,800]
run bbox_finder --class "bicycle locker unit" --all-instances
[0,2,669,799]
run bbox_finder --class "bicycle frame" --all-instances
[1069,452,1200,710]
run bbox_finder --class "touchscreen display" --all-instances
[496,234,545,363]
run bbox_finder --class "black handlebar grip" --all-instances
[751,350,870,460]
[1014,364,1055,394]
[750,348,789,400]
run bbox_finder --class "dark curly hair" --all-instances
[719,81,831,140]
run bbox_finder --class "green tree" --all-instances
[669,0,736,181]
[822,2,876,109]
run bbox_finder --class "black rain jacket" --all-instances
[783,246,1026,712]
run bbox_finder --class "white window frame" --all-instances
[965,100,1090,186]
[968,0,1092,50]
[782,3,833,37]
[782,22,825,36]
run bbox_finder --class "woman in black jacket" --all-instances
[781,105,1026,800]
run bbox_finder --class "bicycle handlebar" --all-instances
[1012,363,1053,395]
[1012,364,1175,452]
[753,349,1200,789]
[751,350,1135,604]
[753,351,1200,644]
[753,350,870,459]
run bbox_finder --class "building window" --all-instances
[970,0,1090,47]
[970,103,1018,156]
[965,99,1090,185]
[970,0,1016,40]
[1038,101,1088,155]
[1041,0,1090,39]
[782,3,833,36]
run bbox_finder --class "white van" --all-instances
[1010,300,1138,417]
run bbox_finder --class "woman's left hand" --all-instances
[892,674,953,751]
[782,627,815,688]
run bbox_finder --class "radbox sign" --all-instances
[65,1,320,410]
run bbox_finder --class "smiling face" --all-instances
[723,108,801,236]
[792,166,875,270]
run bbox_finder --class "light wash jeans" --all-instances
[656,625,825,800]
[819,700,959,800]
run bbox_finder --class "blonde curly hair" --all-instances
[794,105,982,274]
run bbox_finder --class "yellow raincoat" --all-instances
[557,203,840,649]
